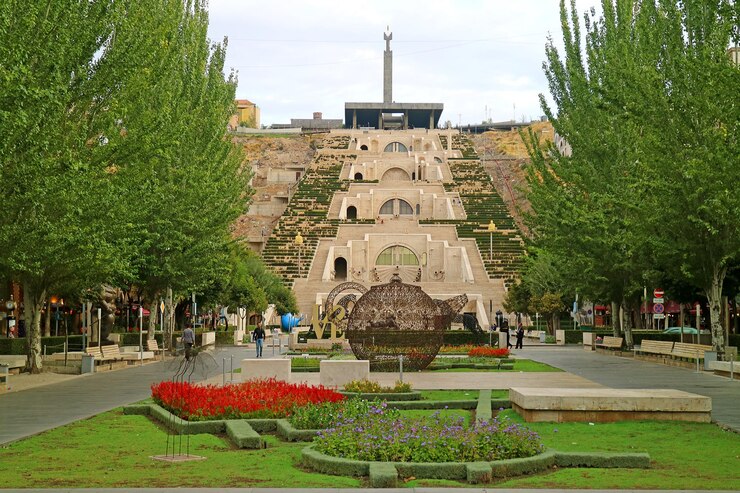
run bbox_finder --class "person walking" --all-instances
[253,322,265,358]
[515,322,525,349]
[182,325,195,360]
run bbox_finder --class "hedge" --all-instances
[301,447,651,483]
[386,399,478,410]
[443,331,493,346]
[0,335,87,355]
[276,419,320,442]
[369,462,398,488]
[225,420,263,449]
[338,391,422,401]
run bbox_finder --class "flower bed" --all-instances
[314,402,543,462]
[438,344,486,354]
[468,346,510,358]
[151,379,344,421]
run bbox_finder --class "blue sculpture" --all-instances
[280,313,302,331]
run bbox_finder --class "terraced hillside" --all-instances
[422,135,525,286]
[261,152,356,283]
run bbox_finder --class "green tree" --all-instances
[0,1,249,371]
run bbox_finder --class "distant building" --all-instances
[290,112,343,131]
[229,99,260,129]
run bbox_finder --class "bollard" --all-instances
[222,358,226,385]
[230,355,234,383]
[399,354,404,383]
[731,358,735,380]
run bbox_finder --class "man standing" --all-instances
[515,322,525,349]
[253,322,265,358]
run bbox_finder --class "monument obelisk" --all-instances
[383,26,392,104]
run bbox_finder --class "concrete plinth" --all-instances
[319,360,370,388]
[510,387,711,423]
[241,358,291,382]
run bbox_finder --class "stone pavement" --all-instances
[1,489,738,493]
[515,346,740,432]
[1,344,738,446]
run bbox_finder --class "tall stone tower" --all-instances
[383,26,392,104]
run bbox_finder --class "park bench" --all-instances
[84,345,105,361]
[146,339,164,355]
[595,336,624,351]
[671,342,712,362]
[635,340,674,357]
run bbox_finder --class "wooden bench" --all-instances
[85,346,105,361]
[146,339,164,355]
[595,336,624,350]
[101,344,125,362]
[635,340,674,356]
[671,343,712,361]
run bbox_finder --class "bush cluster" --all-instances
[314,402,544,462]
[289,397,378,430]
[343,379,411,394]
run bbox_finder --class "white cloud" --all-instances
[207,0,599,125]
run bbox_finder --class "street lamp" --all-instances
[294,233,304,277]
[487,220,496,261]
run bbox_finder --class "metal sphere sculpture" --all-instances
[345,274,467,371]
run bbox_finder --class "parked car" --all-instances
[662,326,709,335]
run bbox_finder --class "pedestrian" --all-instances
[515,322,524,349]
[182,325,195,360]
[253,322,265,358]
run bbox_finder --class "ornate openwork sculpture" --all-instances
[345,274,467,370]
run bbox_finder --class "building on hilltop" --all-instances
[345,28,443,130]
[229,99,260,129]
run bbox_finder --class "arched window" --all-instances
[346,206,357,219]
[376,246,419,266]
[381,167,411,181]
[334,257,348,281]
[354,172,363,180]
[434,156,443,163]
[383,141,408,152]
[360,144,368,150]
[379,200,394,215]
[398,199,413,215]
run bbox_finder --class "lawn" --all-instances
[0,407,737,489]
[429,358,562,372]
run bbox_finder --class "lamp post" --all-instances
[295,233,304,277]
[487,220,496,261]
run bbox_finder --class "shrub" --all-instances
[315,402,543,462]
[344,379,412,393]
[290,397,379,430]
[468,347,510,358]
[151,378,344,421]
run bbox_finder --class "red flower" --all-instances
[151,378,344,421]
[468,347,510,358]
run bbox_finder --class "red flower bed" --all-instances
[151,378,345,421]
[468,347,510,358]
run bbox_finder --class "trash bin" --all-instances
[539,332,546,343]
[81,354,95,374]
[704,351,717,371]
[0,364,9,390]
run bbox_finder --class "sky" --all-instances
[206,0,599,127]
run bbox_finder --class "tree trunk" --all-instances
[43,299,51,337]
[147,292,159,340]
[166,286,174,351]
[611,301,620,337]
[705,264,727,359]
[24,284,46,373]
[620,300,633,348]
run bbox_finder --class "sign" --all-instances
[653,303,665,314]
[653,288,664,298]
[653,314,665,319]
[159,301,165,313]
[653,297,664,303]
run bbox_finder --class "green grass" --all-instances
[408,410,740,490]
[419,389,482,400]
[1,407,738,489]
[0,410,360,488]
[399,408,472,427]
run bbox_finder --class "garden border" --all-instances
[301,446,651,487]
[339,390,422,401]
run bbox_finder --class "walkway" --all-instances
[1,344,738,445]
[515,346,740,432]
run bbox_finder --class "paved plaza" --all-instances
[1,344,738,445]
